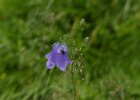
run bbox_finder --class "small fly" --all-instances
[61,50,66,55]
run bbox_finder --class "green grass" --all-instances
[0,0,140,99]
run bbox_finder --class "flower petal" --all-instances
[61,44,68,52]
[54,52,70,71]
[53,43,61,53]
[46,60,55,69]
[45,54,50,59]
[59,64,67,71]
[65,53,72,64]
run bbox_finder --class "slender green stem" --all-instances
[71,68,76,100]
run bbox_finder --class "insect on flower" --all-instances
[46,43,71,71]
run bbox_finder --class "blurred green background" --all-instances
[0,0,140,99]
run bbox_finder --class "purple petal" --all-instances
[46,60,55,69]
[65,53,71,64]
[45,54,50,59]
[61,44,68,52]
[53,43,61,53]
[55,53,70,71]
[59,64,67,71]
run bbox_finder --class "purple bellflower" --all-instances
[46,43,71,71]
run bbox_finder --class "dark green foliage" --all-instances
[0,0,140,99]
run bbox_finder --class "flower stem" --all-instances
[71,69,76,100]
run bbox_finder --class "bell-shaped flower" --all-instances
[46,43,71,71]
